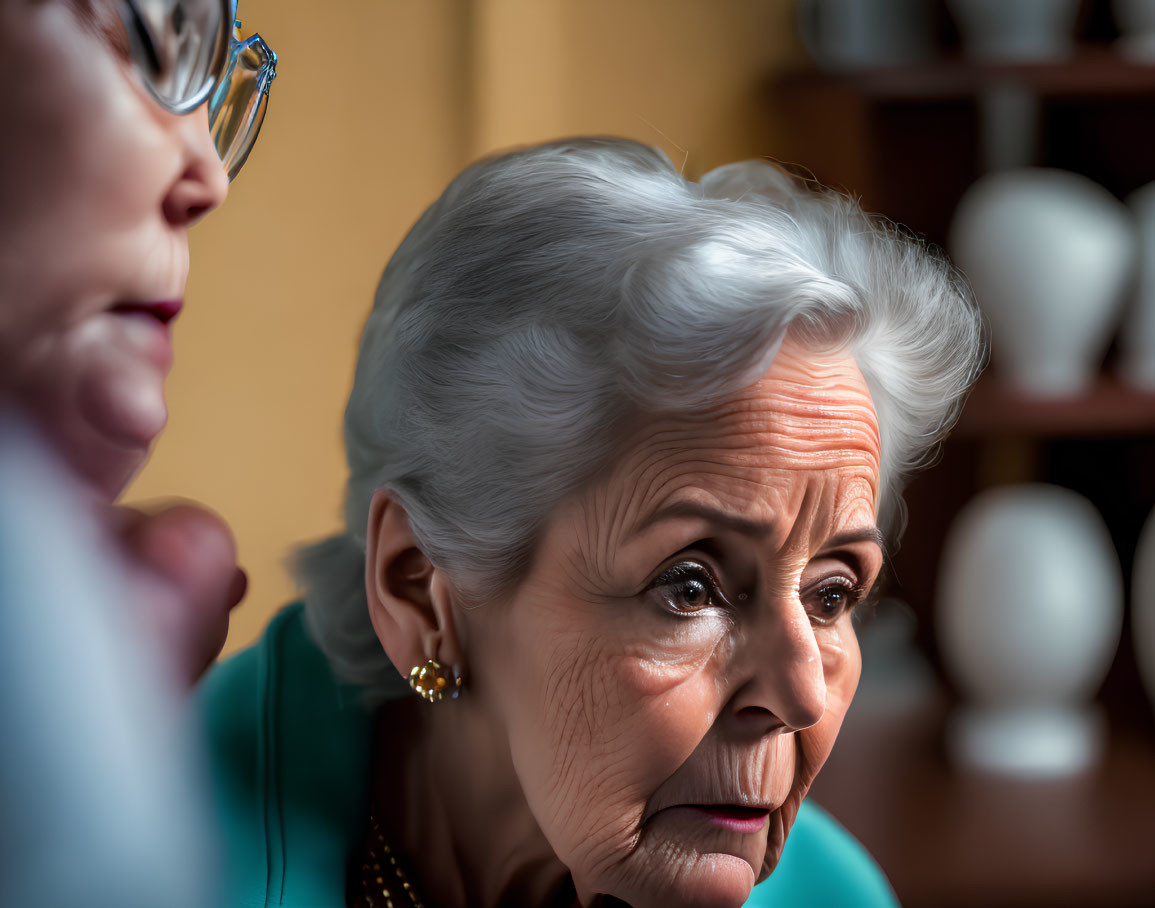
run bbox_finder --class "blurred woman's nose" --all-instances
[162,107,228,227]
[727,603,828,737]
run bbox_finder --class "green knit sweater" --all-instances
[199,603,898,907]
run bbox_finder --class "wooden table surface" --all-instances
[809,694,1155,908]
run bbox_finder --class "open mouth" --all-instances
[108,300,182,325]
[686,805,772,834]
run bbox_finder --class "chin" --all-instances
[16,346,168,500]
[591,852,757,908]
[87,444,151,500]
[668,856,757,908]
[70,373,166,498]
[40,405,155,501]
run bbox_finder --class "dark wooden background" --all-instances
[768,2,1155,905]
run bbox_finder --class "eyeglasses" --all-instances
[117,1,277,181]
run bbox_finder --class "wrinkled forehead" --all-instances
[578,340,882,554]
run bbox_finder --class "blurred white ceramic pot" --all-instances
[936,484,1123,777]
[1119,182,1155,390]
[1114,0,1155,59]
[796,0,936,71]
[949,169,1136,396]
[1129,507,1155,711]
[947,0,1080,61]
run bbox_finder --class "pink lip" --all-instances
[109,299,183,326]
[686,805,771,834]
[107,300,181,372]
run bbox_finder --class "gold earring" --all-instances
[408,658,461,702]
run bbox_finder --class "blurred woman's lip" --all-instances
[108,299,183,326]
[106,302,180,372]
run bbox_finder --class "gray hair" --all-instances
[297,137,984,696]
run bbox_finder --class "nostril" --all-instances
[162,149,229,227]
[734,705,786,736]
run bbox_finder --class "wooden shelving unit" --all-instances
[769,40,1155,908]
[769,53,1155,246]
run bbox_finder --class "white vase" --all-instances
[796,0,936,71]
[1129,507,1155,712]
[1114,0,1155,59]
[936,484,1123,777]
[947,0,1081,61]
[949,169,1136,396]
[1119,182,1155,390]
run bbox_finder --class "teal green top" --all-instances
[199,603,899,907]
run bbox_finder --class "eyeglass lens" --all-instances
[125,0,228,112]
[209,33,276,182]
[122,1,275,181]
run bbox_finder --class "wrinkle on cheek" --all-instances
[620,623,733,699]
[539,631,737,861]
[535,635,649,819]
[539,635,599,752]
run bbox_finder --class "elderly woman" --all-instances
[203,138,983,907]
[1,2,274,904]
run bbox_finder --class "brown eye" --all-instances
[804,577,862,625]
[649,562,721,614]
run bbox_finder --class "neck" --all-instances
[370,696,576,908]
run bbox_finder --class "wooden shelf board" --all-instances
[955,374,1155,438]
[776,50,1155,102]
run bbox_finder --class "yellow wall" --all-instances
[128,0,802,654]
[469,0,799,171]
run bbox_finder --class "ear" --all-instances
[364,489,465,684]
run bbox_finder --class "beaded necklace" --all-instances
[351,812,425,908]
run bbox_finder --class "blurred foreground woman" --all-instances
[203,138,985,907]
[0,2,274,904]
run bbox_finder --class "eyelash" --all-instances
[647,561,725,615]
[647,560,868,624]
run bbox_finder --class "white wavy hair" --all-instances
[297,137,985,697]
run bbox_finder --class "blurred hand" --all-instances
[1,413,222,908]
[113,502,247,686]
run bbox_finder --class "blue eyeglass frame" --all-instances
[207,21,277,180]
[118,0,276,180]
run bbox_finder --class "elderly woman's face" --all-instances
[0,1,228,497]
[465,338,882,907]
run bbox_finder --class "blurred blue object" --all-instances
[0,410,215,908]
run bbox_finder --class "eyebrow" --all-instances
[636,501,887,556]
[823,526,889,559]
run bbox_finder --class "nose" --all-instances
[726,602,827,736]
[162,107,229,227]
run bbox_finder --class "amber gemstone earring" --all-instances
[407,659,461,702]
